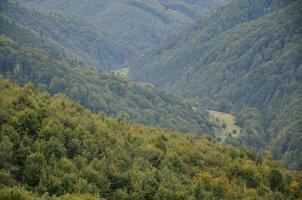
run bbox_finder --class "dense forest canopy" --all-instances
[0,77,301,199]
[129,0,302,169]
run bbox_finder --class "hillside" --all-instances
[0,77,301,199]
[0,1,134,70]
[0,21,215,136]
[129,0,302,169]
[20,0,230,55]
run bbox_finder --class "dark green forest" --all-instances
[129,0,302,169]
[0,78,301,199]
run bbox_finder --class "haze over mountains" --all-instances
[1,1,134,70]
[0,4,213,135]
[0,0,302,199]
[130,0,302,169]
[22,0,230,53]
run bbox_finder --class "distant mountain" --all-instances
[20,0,230,56]
[0,1,135,70]
[0,9,214,135]
[129,0,302,169]
[0,77,301,199]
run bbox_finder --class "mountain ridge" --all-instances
[19,0,231,56]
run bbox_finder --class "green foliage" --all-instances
[0,187,102,200]
[0,187,39,200]
[129,0,302,169]
[0,136,13,168]
[0,78,301,199]
[269,169,285,192]
[24,153,45,187]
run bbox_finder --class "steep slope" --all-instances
[0,77,301,199]
[20,0,230,54]
[0,1,134,70]
[0,12,79,63]
[129,0,302,169]
[0,21,213,136]
[130,0,297,85]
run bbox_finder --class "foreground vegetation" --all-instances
[0,77,302,199]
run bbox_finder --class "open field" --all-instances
[208,110,241,142]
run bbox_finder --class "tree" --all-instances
[0,135,13,168]
[24,153,45,187]
[17,109,40,136]
[269,169,284,192]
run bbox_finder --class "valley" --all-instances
[129,0,302,169]
[0,0,302,199]
[20,0,231,56]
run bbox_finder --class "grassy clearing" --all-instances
[208,110,241,142]
[113,67,129,77]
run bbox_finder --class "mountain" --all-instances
[0,77,301,199]
[20,0,230,56]
[0,10,215,136]
[129,0,302,169]
[0,1,134,70]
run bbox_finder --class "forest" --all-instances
[0,32,214,135]
[129,0,302,169]
[19,0,230,55]
[0,78,301,199]
[0,0,302,199]
[0,1,133,70]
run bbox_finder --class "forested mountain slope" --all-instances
[129,0,302,169]
[0,77,301,199]
[0,1,134,70]
[0,19,213,136]
[20,0,230,55]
